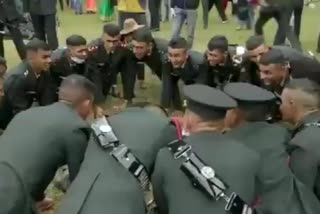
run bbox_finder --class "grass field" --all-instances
[3,4,319,213]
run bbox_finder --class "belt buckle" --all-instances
[174,145,191,159]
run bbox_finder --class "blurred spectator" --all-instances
[85,0,97,13]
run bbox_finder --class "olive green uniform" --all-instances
[152,131,261,214]
[0,102,91,214]
[289,111,320,201]
[57,108,176,214]
[228,122,320,213]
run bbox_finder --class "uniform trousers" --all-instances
[30,14,59,50]
[149,0,161,29]
[0,20,26,60]
[201,0,227,29]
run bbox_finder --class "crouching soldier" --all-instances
[57,103,176,214]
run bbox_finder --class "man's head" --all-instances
[26,39,51,72]
[66,35,88,63]
[183,84,237,133]
[0,57,7,78]
[168,37,188,68]
[132,28,154,60]
[224,82,276,127]
[58,74,96,120]
[258,49,290,88]
[280,78,320,124]
[245,35,269,63]
[102,24,121,53]
[120,18,145,44]
[206,35,229,66]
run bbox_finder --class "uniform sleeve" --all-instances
[152,150,169,214]
[65,129,90,182]
[5,76,29,115]
[160,63,171,108]
[289,147,318,189]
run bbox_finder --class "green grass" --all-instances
[3,5,319,213]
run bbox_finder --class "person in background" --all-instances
[85,0,97,13]
[25,0,59,50]
[235,0,250,30]
[149,0,161,31]
[0,0,26,60]
[292,0,304,40]
[74,0,84,14]
[99,0,115,21]
[0,74,94,214]
[0,57,7,78]
[117,0,147,29]
[171,0,200,48]
[202,0,227,30]
[3,39,53,126]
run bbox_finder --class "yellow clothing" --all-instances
[117,0,146,13]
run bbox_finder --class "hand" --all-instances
[35,197,54,212]
[170,8,176,18]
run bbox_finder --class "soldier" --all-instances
[258,49,320,95]
[224,82,320,213]
[57,103,176,214]
[0,74,94,214]
[50,34,89,102]
[120,19,146,90]
[280,78,320,201]
[123,28,168,105]
[3,39,54,128]
[197,35,241,89]
[152,84,261,214]
[161,37,201,112]
[87,24,131,105]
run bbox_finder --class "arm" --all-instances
[65,129,90,182]
[289,147,318,190]
[5,76,30,115]
[152,150,169,214]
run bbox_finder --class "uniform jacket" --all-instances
[3,61,54,123]
[57,108,176,214]
[23,0,57,15]
[50,48,92,102]
[0,0,23,22]
[161,51,202,110]
[228,122,320,214]
[0,102,91,213]
[289,111,320,201]
[152,131,261,214]
[197,54,240,89]
[87,38,132,103]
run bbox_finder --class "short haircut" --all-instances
[0,57,6,68]
[259,49,288,66]
[285,78,320,109]
[207,35,228,52]
[238,104,273,122]
[59,74,96,105]
[26,39,50,52]
[132,27,153,43]
[103,24,121,37]
[66,35,87,46]
[169,37,188,49]
[245,35,265,51]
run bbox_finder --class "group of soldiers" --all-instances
[1,17,320,214]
